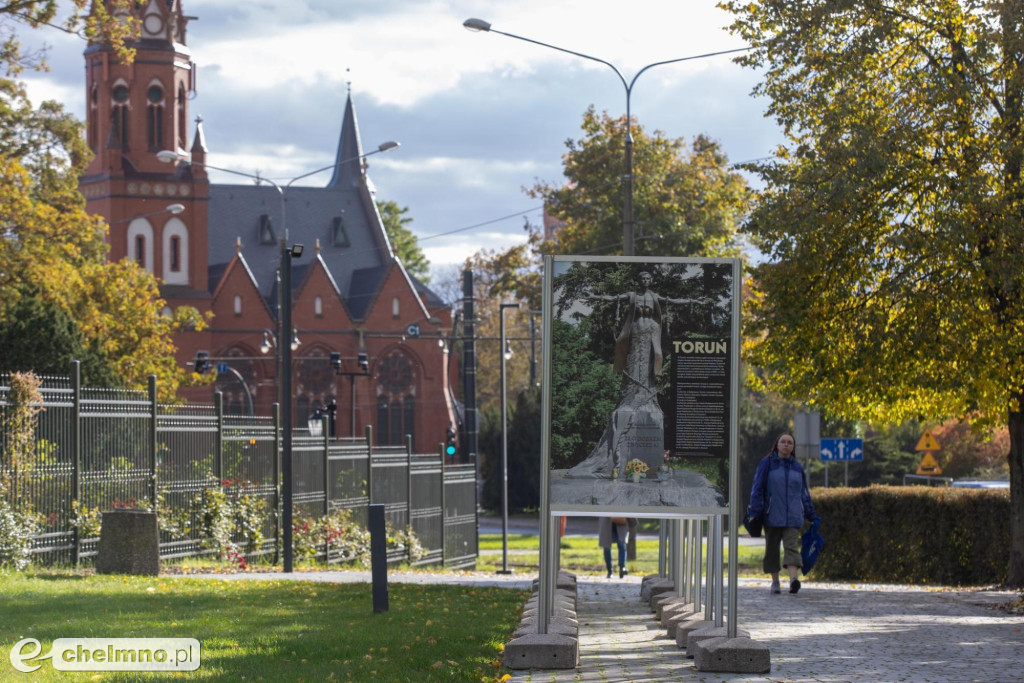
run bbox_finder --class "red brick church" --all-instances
[78,0,457,453]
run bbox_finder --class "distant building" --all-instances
[78,0,456,453]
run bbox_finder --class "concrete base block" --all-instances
[660,602,695,627]
[532,576,576,591]
[520,610,577,626]
[665,610,701,639]
[686,626,750,658]
[513,621,578,638]
[95,509,160,576]
[674,618,716,649]
[504,634,578,670]
[639,574,664,601]
[692,636,771,673]
[655,595,688,619]
[648,580,675,603]
[520,614,580,631]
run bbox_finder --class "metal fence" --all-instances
[0,366,478,570]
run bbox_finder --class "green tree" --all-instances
[724,0,1024,584]
[377,200,429,283]
[529,106,750,258]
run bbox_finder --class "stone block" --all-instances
[686,626,750,658]
[504,634,578,670]
[519,614,580,631]
[654,595,687,618]
[674,618,715,649]
[641,576,671,602]
[521,606,577,621]
[648,580,675,603]
[513,621,578,638]
[692,636,771,674]
[660,601,695,627]
[665,610,701,639]
[95,509,160,576]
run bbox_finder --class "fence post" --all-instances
[405,434,413,563]
[273,402,281,566]
[71,360,82,567]
[215,391,224,483]
[322,415,330,563]
[364,424,374,506]
[148,375,158,510]
[439,443,446,569]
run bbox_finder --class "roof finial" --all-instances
[346,68,351,93]
[235,236,242,253]
[315,238,321,254]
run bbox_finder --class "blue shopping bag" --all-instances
[801,517,824,575]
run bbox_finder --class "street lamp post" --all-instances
[157,141,399,573]
[463,18,748,255]
[497,302,520,575]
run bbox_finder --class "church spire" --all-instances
[327,92,365,189]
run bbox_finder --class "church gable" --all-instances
[292,251,353,330]
[360,263,431,329]
[210,252,274,330]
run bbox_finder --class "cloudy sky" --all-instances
[21,0,783,278]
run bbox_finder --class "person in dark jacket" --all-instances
[598,517,636,578]
[748,433,816,594]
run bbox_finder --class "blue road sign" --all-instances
[216,362,229,374]
[407,324,420,338]
[820,438,863,462]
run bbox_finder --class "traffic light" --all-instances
[194,351,211,374]
[445,426,456,457]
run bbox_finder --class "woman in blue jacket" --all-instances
[748,433,816,594]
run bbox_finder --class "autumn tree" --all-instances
[2,1,140,76]
[377,199,430,283]
[723,0,1024,584]
[0,24,205,398]
[529,106,750,259]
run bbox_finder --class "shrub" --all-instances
[292,508,426,567]
[0,497,39,570]
[812,485,1011,585]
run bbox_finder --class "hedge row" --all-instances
[811,485,1010,586]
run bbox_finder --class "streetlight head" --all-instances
[289,244,304,258]
[156,150,182,164]
[290,328,301,351]
[166,203,185,215]
[260,331,272,355]
[377,141,400,152]
[504,341,513,361]
[463,17,491,32]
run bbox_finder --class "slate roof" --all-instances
[203,94,444,321]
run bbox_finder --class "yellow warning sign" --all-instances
[916,452,942,476]
[915,429,941,452]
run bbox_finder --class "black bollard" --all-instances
[369,503,389,613]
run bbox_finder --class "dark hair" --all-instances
[767,432,796,456]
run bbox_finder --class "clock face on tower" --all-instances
[143,13,164,37]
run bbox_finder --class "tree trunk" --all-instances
[1007,398,1024,587]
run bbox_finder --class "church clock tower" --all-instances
[80,0,209,298]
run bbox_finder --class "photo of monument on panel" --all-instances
[547,257,735,513]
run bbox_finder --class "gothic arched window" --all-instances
[375,350,417,446]
[177,83,187,150]
[111,81,130,149]
[146,82,165,151]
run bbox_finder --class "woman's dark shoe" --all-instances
[789,578,801,594]
[619,567,628,579]
[606,569,612,578]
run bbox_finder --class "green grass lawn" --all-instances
[476,533,765,576]
[0,572,527,681]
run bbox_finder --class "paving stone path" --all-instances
[511,577,1024,682]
